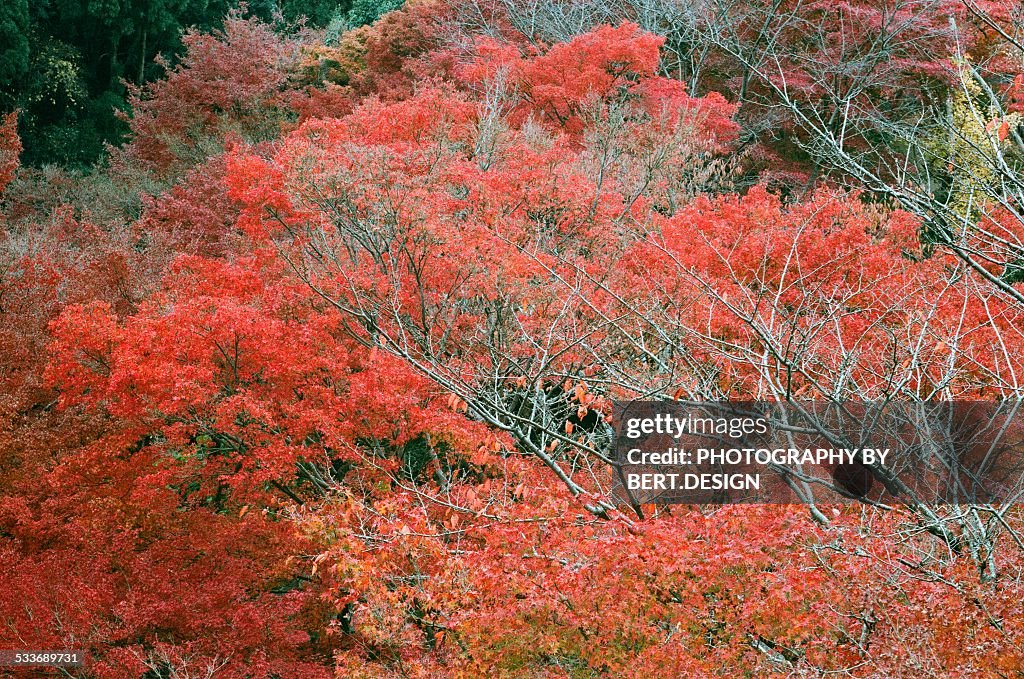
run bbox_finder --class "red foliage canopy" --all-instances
[4,7,1024,677]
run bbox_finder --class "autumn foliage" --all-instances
[0,111,20,195]
[4,3,1024,677]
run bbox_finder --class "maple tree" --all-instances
[113,13,301,180]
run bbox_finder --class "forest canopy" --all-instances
[0,0,398,166]
[4,0,1024,676]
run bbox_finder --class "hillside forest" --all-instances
[5,0,1024,676]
